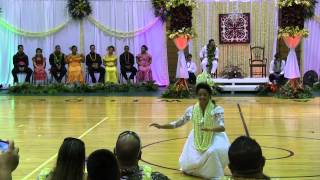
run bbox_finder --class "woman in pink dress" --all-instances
[136,45,152,82]
[32,48,46,81]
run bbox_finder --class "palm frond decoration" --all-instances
[67,0,92,20]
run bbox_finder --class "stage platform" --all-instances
[213,78,269,94]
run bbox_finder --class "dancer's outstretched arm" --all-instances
[150,107,192,129]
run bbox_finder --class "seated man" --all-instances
[0,141,20,180]
[86,45,105,83]
[269,53,285,85]
[120,46,137,82]
[87,149,120,180]
[199,39,219,75]
[49,45,67,83]
[115,131,169,180]
[186,54,197,84]
[228,136,270,180]
[11,45,33,83]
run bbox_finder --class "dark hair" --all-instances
[228,136,265,175]
[36,48,42,53]
[18,45,23,49]
[124,45,129,49]
[196,83,212,96]
[115,131,141,165]
[70,45,77,50]
[90,44,95,49]
[141,45,148,51]
[55,45,61,49]
[108,46,115,51]
[87,149,120,180]
[187,54,192,58]
[208,39,215,44]
[51,137,85,180]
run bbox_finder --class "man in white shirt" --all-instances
[186,54,197,84]
[269,53,286,85]
[199,39,219,75]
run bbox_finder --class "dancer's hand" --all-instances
[150,123,162,129]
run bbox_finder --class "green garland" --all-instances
[161,84,190,98]
[8,82,158,95]
[207,45,216,72]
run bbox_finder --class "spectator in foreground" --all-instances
[114,131,169,180]
[38,137,86,180]
[228,136,270,180]
[87,149,120,180]
[0,141,19,180]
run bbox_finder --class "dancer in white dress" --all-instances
[150,83,230,179]
[200,39,219,75]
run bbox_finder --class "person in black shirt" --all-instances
[86,45,105,83]
[11,45,33,83]
[120,46,137,82]
[49,45,67,83]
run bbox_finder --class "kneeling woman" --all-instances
[150,83,230,179]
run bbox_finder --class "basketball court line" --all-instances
[21,116,108,180]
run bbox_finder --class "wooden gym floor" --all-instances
[0,96,319,180]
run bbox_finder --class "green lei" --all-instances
[196,71,215,86]
[192,101,216,152]
[207,45,216,72]
[54,53,63,64]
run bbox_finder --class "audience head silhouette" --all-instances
[228,136,269,180]
[51,137,85,180]
[87,149,120,180]
[115,131,141,167]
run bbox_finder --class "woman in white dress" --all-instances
[150,83,230,179]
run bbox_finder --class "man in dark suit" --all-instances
[120,46,137,82]
[11,45,33,83]
[86,45,105,83]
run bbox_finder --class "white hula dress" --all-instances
[170,105,230,179]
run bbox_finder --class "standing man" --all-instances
[49,45,67,83]
[186,54,197,84]
[86,45,105,83]
[120,46,137,82]
[12,45,33,83]
[269,53,286,85]
[199,39,219,75]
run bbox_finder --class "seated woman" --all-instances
[151,83,230,179]
[103,46,118,84]
[65,46,85,84]
[136,45,152,83]
[37,137,86,180]
[32,48,46,83]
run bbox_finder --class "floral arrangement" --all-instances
[221,65,245,79]
[165,0,198,9]
[67,0,92,20]
[279,0,314,8]
[278,26,309,38]
[152,0,170,21]
[275,82,313,99]
[167,27,195,39]
[162,84,190,98]
[8,82,158,95]
[256,83,278,96]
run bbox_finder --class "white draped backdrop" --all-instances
[304,3,320,76]
[0,0,169,86]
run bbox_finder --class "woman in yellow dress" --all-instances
[103,46,118,84]
[65,45,85,84]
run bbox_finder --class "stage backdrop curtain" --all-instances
[303,3,320,76]
[0,0,169,86]
[191,0,278,76]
